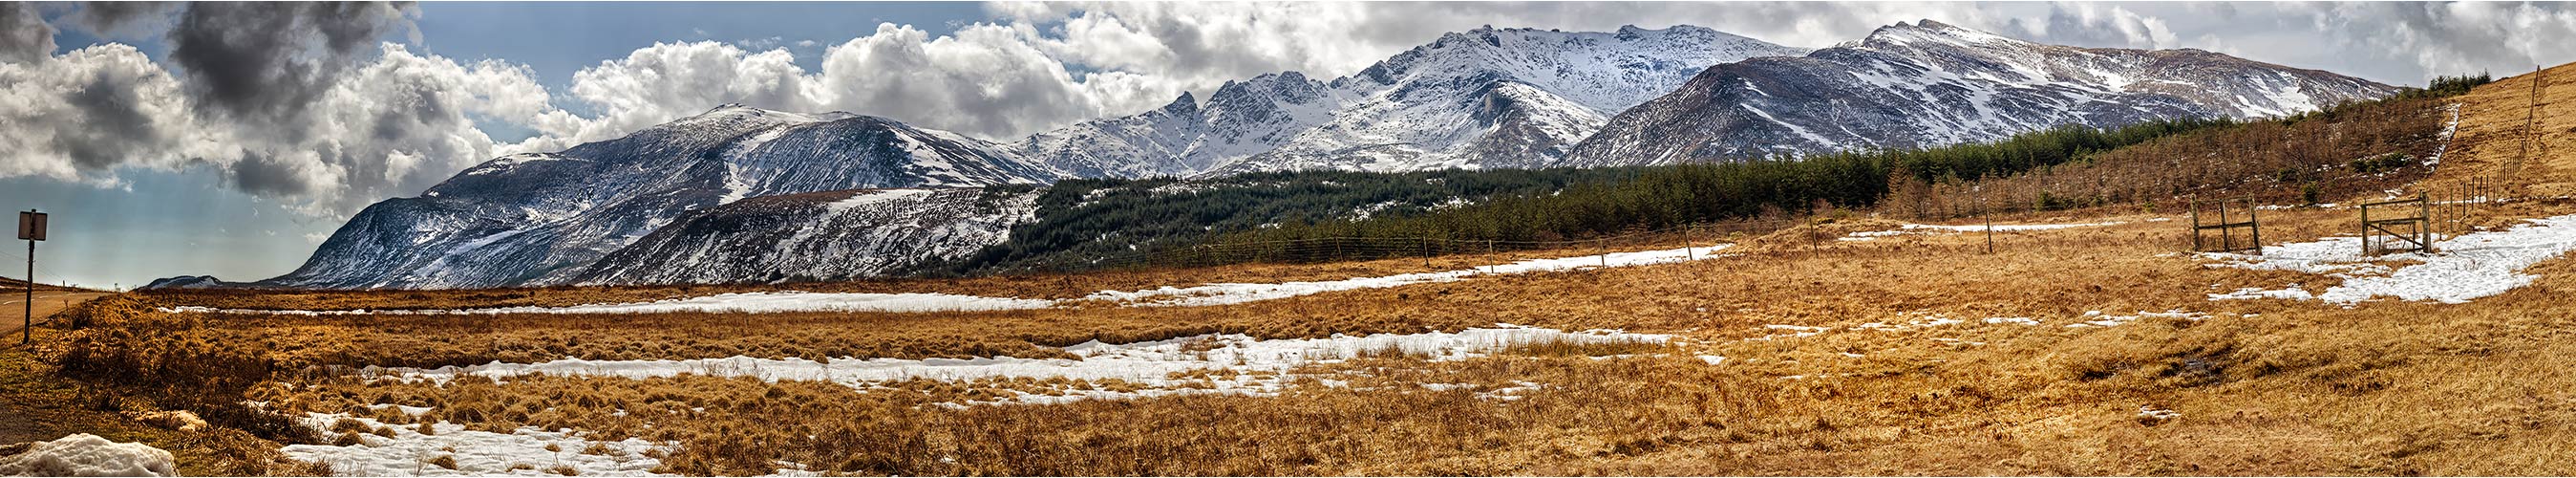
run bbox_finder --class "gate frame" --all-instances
[2190,198,2263,255]
[2359,194,2434,256]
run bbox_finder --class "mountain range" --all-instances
[217,20,2397,290]
[1565,20,2397,164]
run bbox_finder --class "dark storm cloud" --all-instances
[166,2,415,128]
[229,154,315,197]
[0,2,57,63]
[60,76,163,171]
[65,2,181,38]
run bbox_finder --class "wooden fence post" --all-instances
[1982,206,1994,254]
[2419,192,2433,252]
[2190,201,2203,252]
[2248,199,2262,255]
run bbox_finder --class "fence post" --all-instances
[1420,236,1430,270]
[1597,237,1607,268]
[2419,192,2433,253]
[1486,239,1496,273]
[1684,224,1694,259]
[1982,206,1994,254]
[2190,201,2202,252]
[2248,199,2262,255]
[2360,198,2370,256]
[2219,200,2232,253]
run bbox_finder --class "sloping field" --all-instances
[13,68,2576,475]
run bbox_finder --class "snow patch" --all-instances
[2203,214,2576,305]
[825,188,934,214]
[0,433,178,477]
[282,413,671,477]
[1982,316,2040,326]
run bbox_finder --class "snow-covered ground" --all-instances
[0,433,178,477]
[2203,213,2576,305]
[168,245,1733,315]
[282,413,671,477]
[364,325,1671,404]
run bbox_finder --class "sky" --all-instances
[2,1,2573,290]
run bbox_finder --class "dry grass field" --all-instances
[9,65,2576,476]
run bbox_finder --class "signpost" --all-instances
[17,209,42,345]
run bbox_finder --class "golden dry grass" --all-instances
[20,65,2576,476]
[52,191,2576,475]
[0,327,327,476]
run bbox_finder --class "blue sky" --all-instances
[3,2,2572,289]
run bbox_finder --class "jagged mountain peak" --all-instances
[1022,23,1805,179]
[1854,19,2033,52]
[1159,91,1200,116]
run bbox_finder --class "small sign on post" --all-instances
[15,210,41,241]
[19,209,41,345]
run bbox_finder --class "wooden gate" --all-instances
[2360,194,2433,255]
[2191,198,2262,254]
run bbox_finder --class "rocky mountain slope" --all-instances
[1017,25,1808,177]
[261,106,1058,290]
[560,187,1037,286]
[1565,20,2398,165]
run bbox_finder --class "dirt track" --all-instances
[0,292,107,342]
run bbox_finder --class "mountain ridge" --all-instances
[1564,19,2398,165]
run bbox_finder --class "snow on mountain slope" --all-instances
[1020,25,1808,177]
[1018,72,1337,178]
[559,187,1038,286]
[264,105,1059,290]
[1565,20,2400,165]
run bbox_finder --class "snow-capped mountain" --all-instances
[1565,20,2398,165]
[1019,25,1808,177]
[560,187,1037,286]
[139,275,234,290]
[263,105,1058,290]
[1014,72,1336,178]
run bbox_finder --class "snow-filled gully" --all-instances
[165,245,1734,315]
